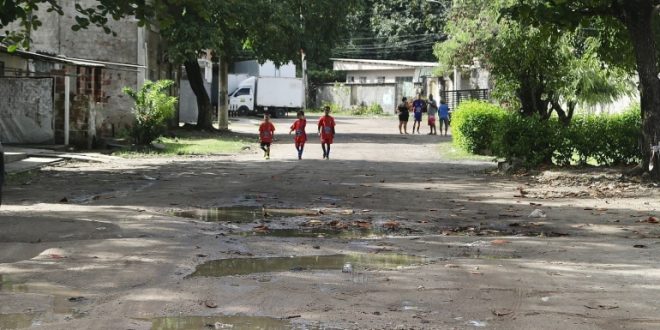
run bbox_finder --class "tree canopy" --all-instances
[435,0,634,123]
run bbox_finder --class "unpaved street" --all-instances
[1,116,659,330]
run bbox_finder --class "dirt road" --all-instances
[1,116,659,330]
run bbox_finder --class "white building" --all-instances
[316,58,491,113]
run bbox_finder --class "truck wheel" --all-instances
[275,109,286,118]
[238,106,249,116]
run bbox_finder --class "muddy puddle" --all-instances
[236,228,385,239]
[0,275,89,322]
[189,253,427,277]
[150,315,295,330]
[0,313,35,329]
[169,207,319,222]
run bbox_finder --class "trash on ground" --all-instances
[529,209,547,218]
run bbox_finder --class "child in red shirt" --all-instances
[289,110,307,160]
[317,106,336,159]
[258,114,275,159]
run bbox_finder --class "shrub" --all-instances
[452,101,507,154]
[494,114,560,167]
[456,102,642,168]
[353,103,384,116]
[123,80,178,145]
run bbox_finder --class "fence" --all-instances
[441,89,490,110]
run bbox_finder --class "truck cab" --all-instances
[229,77,256,116]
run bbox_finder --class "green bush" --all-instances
[353,103,384,116]
[453,102,642,168]
[123,80,178,145]
[494,114,560,166]
[452,101,507,154]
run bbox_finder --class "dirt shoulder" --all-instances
[1,117,659,330]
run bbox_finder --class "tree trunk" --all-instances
[218,56,229,131]
[621,0,660,178]
[184,59,214,130]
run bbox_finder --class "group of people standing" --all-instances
[258,106,335,160]
[396,94,450,136]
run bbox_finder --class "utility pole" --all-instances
[301,49,307,110]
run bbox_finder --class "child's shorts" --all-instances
[428,115,436,126]
[260,142,271,148]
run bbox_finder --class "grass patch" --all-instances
[438,140,495,161]
[115,131,255,157]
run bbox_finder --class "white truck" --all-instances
[229,77,304,117]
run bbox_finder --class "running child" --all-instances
[289,110,307,160]
[412,94,425,134]
[258,114,275,159]
[427,94,438,135]
[317,106,336,160]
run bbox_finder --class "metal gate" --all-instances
[440,89,490,110]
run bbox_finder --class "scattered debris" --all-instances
[204,300,218,308]
[468,320,487,327]
[253,225,270,233]
[342,263,353,273]
[383,221,401,230]
[445,264,460,268]
[584,304,618,310]
[633,244,648,248]
[491,239,511,245]
[492,308,514,316]
[68,296,86,302]
[638,216,659,224]
[528,209,547,218]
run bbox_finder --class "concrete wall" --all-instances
[10,0,170,139]
[0,77,54,143]
[317,83,397,114]
[344,69,415,84]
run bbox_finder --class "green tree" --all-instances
[436,0,632,124]
[504,0,660,176]
[336,0,450,61]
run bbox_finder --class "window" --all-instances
[377,76,385,83]
[76,66,104,102]
[359,76,367,83]
[234,88,251,97]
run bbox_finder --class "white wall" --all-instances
[344,69,415,84]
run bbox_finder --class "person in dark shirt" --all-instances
[396,97,410,134]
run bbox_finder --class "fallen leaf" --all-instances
[445,264,460,268]
[205,300,218,308]
[491,239,511,245]
[253,225,270,233]
[353,221,372,229]
[584,304,618,310]
[492,308,514,316]
[383,221,400,230]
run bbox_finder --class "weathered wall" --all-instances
[317,83,397,114]
[0,77,54,143]
[344,69,414,84]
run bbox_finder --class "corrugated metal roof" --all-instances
[0,45,105,67]
[330,58,438,68]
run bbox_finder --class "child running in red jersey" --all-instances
[258,114,275,159]
[289,110,307,160]
[317,106,336,159]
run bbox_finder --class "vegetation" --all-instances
[435,0,633,124]
[123,80,177,146]
[452,101,642,167]
[115,132,254,157]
